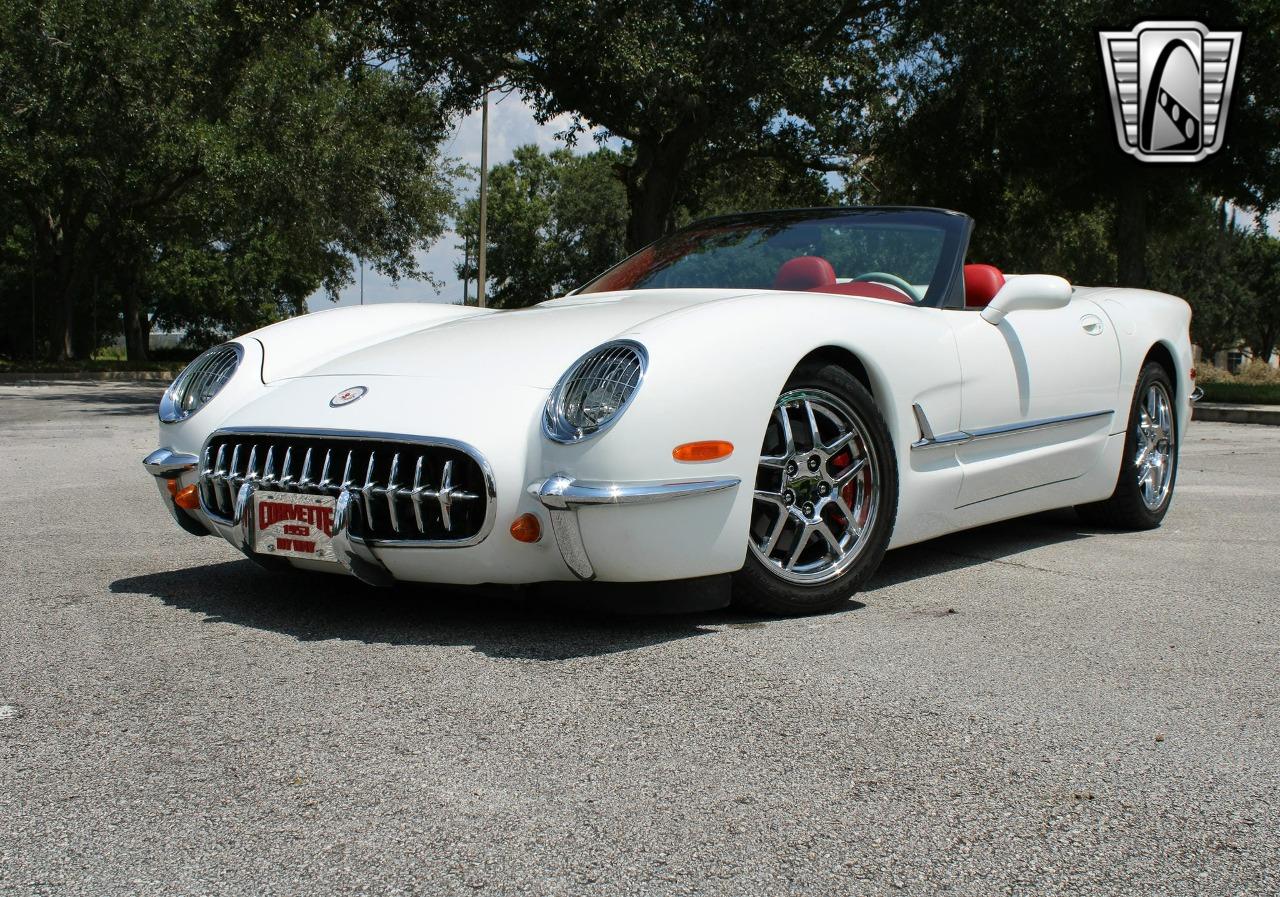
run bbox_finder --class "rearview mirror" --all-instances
[980,275,1072,325]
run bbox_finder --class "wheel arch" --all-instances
[1143,340,1182,404]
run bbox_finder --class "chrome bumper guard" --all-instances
[225,481,395,586]
[1190,386,1205,403]
[143,447,199,478]
[529,474,741,581]
[142,448,207,537]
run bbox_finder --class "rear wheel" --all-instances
[1076,361,1179,529]
[733,363,898,615]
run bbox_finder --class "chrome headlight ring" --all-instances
[159,342,244,423]
[543,340,648,444]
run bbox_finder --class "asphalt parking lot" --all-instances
[1,380,1278,896]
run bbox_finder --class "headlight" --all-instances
[543,340,647,443]
[159,342,243,423]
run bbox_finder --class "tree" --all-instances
[455,145,628,307]
[864,0,1280,288]
[390,0,889,251]
[0,0,457,360]
[1239,231,1280,363]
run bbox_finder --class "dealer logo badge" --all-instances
[1099,21,1242,163]
[329,385,368,407]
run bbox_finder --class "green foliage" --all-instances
[1200,382,1280,405]
[0,0,457,360]
[455,145,628,307]
[391,0,885,248]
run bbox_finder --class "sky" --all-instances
[306,92,588,313]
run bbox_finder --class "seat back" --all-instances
[774,256,836,291]
[964,264,1005,308]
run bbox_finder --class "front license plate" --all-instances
[252,490,338,563]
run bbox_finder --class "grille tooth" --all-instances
[386,452,402,533]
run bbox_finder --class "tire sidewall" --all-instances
[1116,363,1179,525]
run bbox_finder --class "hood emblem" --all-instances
[329,386,368,408]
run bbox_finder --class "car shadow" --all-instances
[867,508,1098,590]
[110,509,1103,659]
[5,383,164,416]
[110,560,741,660]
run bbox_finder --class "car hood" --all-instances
[296,289,756,387]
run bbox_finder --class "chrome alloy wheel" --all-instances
[1135,381,1175,511]
[749,389,880,584]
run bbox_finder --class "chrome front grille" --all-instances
[198,430,494,545]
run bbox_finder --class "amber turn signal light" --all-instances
[673,440,734,463]
[174,484,201,510]
[510,513,542,543]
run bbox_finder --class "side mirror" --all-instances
[980,275,1072,325]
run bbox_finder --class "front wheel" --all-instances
[732,363,898,615]
[1076,361,1179,529]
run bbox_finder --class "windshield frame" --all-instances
[575,206,974,309]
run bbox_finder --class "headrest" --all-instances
[964,264,1005,308]
[774,256,836,291]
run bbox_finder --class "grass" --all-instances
[1199,381,1280,405]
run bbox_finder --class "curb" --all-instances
[0,370,178,383]
[1193,403,1280,425]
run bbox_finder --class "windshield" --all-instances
[578,207,970,307]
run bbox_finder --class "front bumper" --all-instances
[144,446,743,585]
[529,474,740,580]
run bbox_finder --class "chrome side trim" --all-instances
[911,407,1115,451]
[1190,386,1204,403]
[143,447,200,479]
[529,474,741,581]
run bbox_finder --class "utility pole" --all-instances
[359,256,364,305]
[476,87,489,309]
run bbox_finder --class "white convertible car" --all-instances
[143,207,1198,614]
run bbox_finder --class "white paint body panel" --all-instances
[154,281,1194,585]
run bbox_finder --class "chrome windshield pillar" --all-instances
[530,474,741,581]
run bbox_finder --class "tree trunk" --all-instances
[623,129,698,252]
[123,277,149,363]
[1114,175,1147,287]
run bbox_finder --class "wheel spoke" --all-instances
[785,523,812,569]
[835,496,862,538]
[803,400,822,450]
[760,510,789,556]
[816,522,843,556]
[753,489,785,507]
[777,405,796,457]
[833,456,867,486]
[823,430,854,455]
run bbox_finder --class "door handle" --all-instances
[1080,314,1105,335]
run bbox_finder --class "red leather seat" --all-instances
[774,256,836,291]
[964,264,1005,308]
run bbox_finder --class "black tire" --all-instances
[732,362,898,615]
[1076,361,1179,530]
